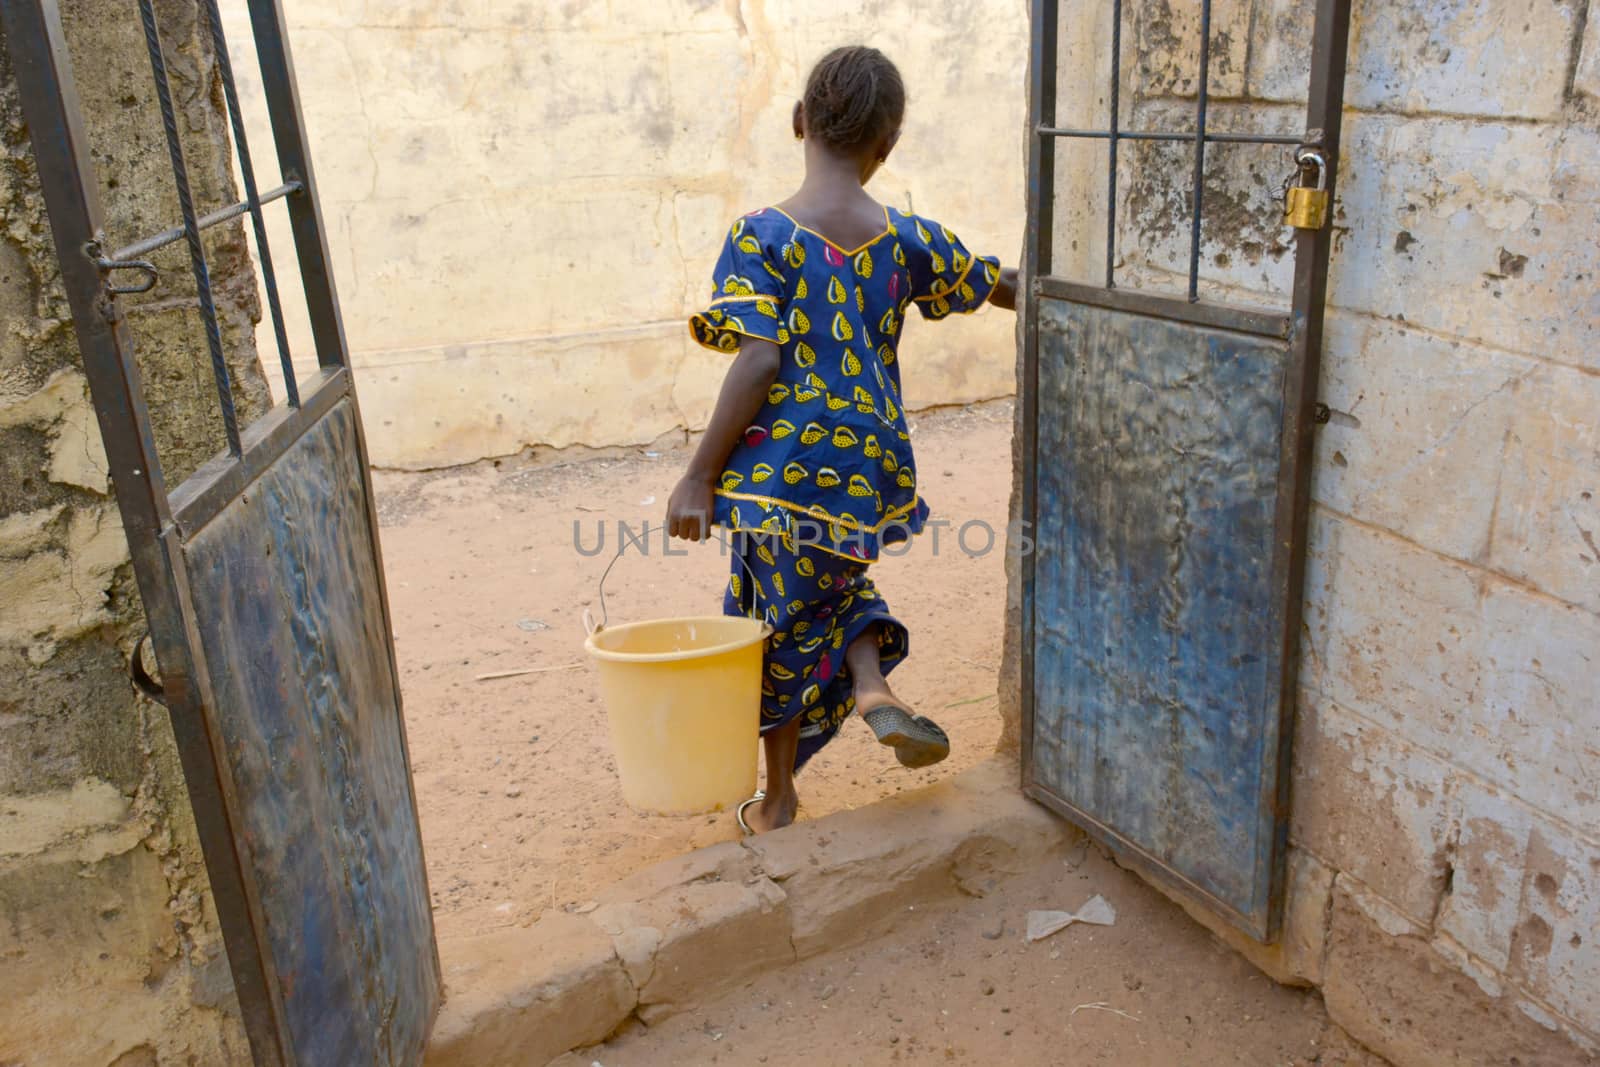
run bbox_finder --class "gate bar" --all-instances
[201,0,301,408]
[1019,0,1058,816]
[246,0,351,371]
[1037,276,1290,339]
[1104,0,1121,287]
[108,180,300,262]
[1262,0,1353,936]
[1040,127,1302,145]
[1187,0,1212,302]
[137,0,241,455]
[0,1,288,1060]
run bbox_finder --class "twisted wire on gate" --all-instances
[200,0,299,408]
[138,0,242,456]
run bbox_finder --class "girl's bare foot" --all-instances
[743,716,802,834]
[743,788,800,833]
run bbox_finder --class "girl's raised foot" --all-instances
[860,702,950,769]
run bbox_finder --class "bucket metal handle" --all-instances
[584,522,763,635]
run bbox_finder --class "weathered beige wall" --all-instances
[218,0,1030,469]
[1001,1,1600,1063]
[0,2,264,1063]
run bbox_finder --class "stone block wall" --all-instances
[0,2,267,1062]
[1002,1,1600,1062]
[217,0,1031,469]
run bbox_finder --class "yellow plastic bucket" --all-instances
[584,615,770,815]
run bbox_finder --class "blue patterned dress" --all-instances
[689,205,1000,769]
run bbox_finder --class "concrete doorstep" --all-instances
[424,758,1067,1066]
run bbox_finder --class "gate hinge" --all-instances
[130,631,167,706]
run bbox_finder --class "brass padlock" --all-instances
[1283,148,1329,230]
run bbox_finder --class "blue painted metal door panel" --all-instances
[185,400,439,1064]
[1030,297,1292,934]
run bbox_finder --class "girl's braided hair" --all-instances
[802,46,905,152]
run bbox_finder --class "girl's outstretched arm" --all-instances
[988,268,1020,311]
[667,338,783,541]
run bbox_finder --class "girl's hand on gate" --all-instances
[666,474,716,542]
[988,267,1020,310]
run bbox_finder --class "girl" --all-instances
[666,45,1018,834]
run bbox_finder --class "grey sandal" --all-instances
[736,791,766,836]
[861,704,950,769]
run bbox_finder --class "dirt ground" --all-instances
[379,401,1386,1067]
[375,402,1015,941]
[549,836,1378,1067]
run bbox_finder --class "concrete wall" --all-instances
[0,2,265,1062]
[1002,1,1600,1063]
[217,0,1030,469]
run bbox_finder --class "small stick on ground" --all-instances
[1070,1002,1140,1022]
[475,663,584,681]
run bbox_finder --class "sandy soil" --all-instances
[379,401,1386,1066]
[375,402,1015,941]
[549,836,1377,1067]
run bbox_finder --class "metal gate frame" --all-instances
[1019,0,1352,939]
[1,2,438,1061]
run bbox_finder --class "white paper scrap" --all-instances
[1026,894,1117,942]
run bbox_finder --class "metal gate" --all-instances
[1021,0,1352,939]
[1,2,440,1062]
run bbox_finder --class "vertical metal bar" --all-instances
[200,0,300,408]
[1020,0,1059,796]
[0,2,287,1062]
[136,0,242,455]
[1104,0,1122,289]
[1026,0,1058,282]
[246,0,351,369]
[1261,0,1353,937]
[1187,0,1212,302]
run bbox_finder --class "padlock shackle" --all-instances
[1293,146,1329,190]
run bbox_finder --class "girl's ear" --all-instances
[792,101,805,140]
[877,127,902,163]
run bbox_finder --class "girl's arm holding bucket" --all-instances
[667,337,781,542]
